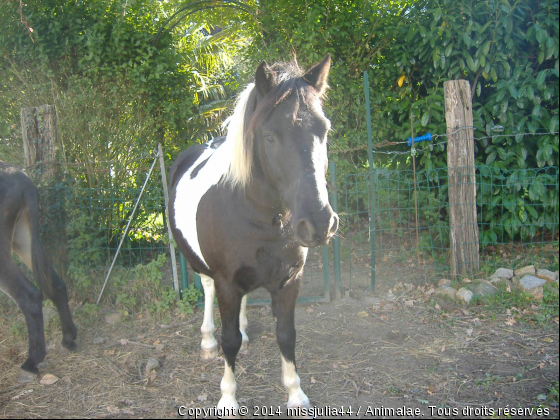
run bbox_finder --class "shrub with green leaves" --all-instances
[256,0,558,244]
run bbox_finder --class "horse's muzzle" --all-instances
[295,210,339,248]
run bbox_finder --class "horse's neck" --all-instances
[244,174,285,214]
[240,158,287,219]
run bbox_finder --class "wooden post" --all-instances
[21,105,70,283]
[444,80,480,278]
[21,105,58,180]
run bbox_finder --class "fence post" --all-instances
[329,161,342,299]
[444,80,480,278]
[158,143,181,301]
[180,253,189,291]
[363,71,376,293]
[21,105,69,283]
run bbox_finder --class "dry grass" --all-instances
[0,282,558,419]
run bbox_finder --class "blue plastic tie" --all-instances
[407,132,432,146]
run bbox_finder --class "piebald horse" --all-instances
[0,161,77,383]
[169,54,338,412]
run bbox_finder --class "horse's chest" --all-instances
[232,241,308,293]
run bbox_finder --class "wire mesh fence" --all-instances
[27,128,560,303]
[32,157,330,302]
[339,164,559,293]
[40,171,166,267]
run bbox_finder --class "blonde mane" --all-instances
[221,60,316,190]
[223,83,255,189]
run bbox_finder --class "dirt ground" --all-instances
[0,278,558,419]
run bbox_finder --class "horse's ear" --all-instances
[255,61,277,97]
[303,53,331,95]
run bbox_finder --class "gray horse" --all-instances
[0,161,77,383]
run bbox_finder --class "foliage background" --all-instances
[0,0,558,293]
[2,0,557,175]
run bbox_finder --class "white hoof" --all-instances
[287,397,312,419]
[287,392,310,410]
[217,397,239,419]
[200,345,218,360]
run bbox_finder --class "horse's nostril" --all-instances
[329,214,339,236]
[296,219,315,243]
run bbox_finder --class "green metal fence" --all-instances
[43,177,168,269]
[39,162,331,304]
[36,159,559,303]
[339,165,559,294]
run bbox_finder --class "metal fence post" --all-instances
[194,272,203,304]
[321,245,331,302]
[158,143,180,301]
[363,71,376,293]
[179,253,189,291]
[329,161,342,299]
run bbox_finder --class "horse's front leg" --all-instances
[215,281,244,417]
[239,294,249,353]
[271,275,310,410]
[200,275,218,360]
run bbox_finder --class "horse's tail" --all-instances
[22,182,53,297]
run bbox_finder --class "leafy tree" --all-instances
[0,0,251,172]
[0,0,254,277]
[375,0,559,171]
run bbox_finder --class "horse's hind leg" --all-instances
[271,275,310,410]
[200,275,218,360]
[43,266,78,351]
[0,249,46,382]
[13,213,77,351]
[239,294,249,353]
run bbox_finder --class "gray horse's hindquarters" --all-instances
[0,161,77,382]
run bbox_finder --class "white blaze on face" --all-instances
[295,97,331,209]
[310,139,330,208]
[173,139,234,269]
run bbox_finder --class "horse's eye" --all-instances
[265,134,274,143]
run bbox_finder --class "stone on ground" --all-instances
[515,265,536,277]
[518,275,546,300]
[491,268,514,280]
[456,288,473,304]
[435,285,457,300]
[537,269,557,283]
[473,281,499,298]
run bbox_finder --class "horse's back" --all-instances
[169,144,206,192]
[170,137,227,191]
[0,161,32,220]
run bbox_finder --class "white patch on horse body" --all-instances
[217,361,239,414]
[281,355,310,408]
[200,275,218,358]
[173,139,234,269]
[174,84,255,259]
